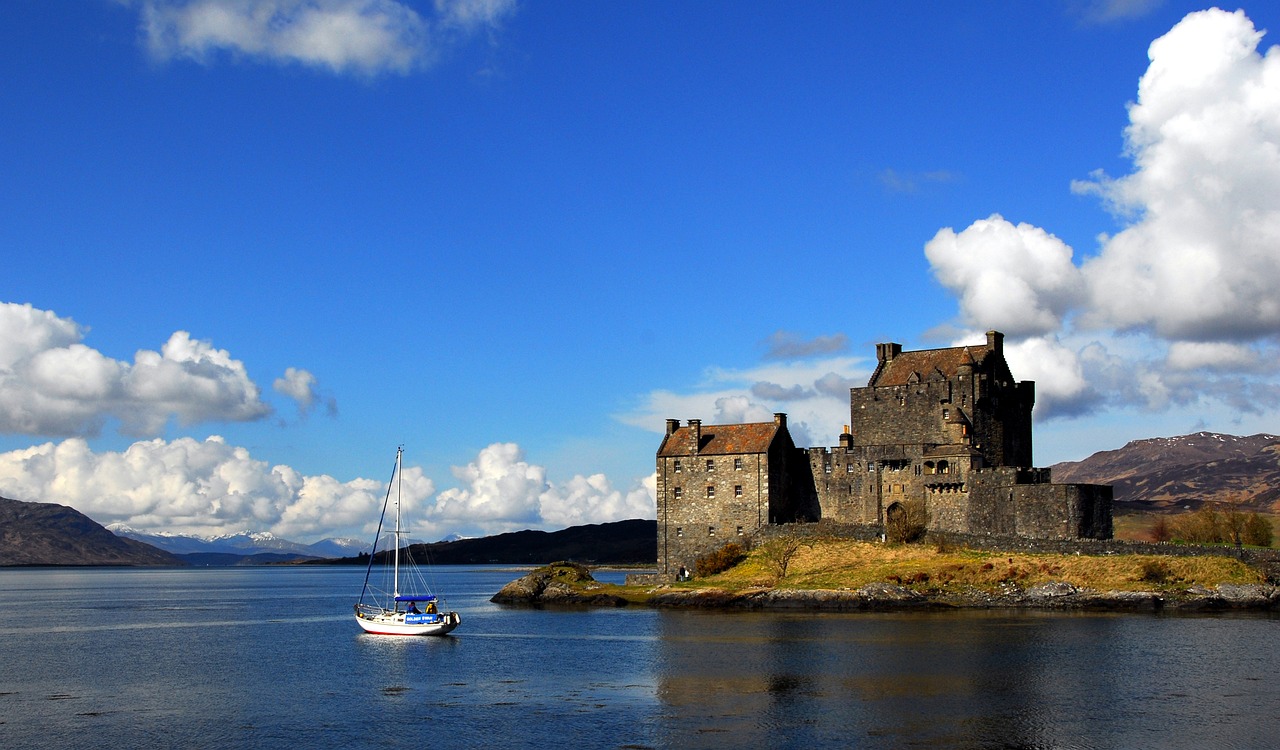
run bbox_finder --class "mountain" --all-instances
[0,496,180,566]
[329,519,657,566]
[1050,432,1280,513]
[108,525,369,560]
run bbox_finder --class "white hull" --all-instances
[354,608,460,636]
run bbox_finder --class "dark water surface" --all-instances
[1,566,1276,749]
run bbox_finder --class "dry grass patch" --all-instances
[698,537,1264,593]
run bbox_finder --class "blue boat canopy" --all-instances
[394,594,438,602]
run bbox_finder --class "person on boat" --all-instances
[408,602,420,614]
[425,601,437,614]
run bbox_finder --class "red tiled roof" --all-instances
[870,344,990,387]
[657,422,780,457]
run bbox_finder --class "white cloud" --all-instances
[272,366,336,416]
[1165,341,1263,372]
[134,0,517,76]
[920,9,1280,425]
[0,436,394,541]
[423,442,656,538]
[925,215,1085,338]
[0,302,271,437]
[618,356,870,449]
[1074,8,1280,341]
[0,435,651,542]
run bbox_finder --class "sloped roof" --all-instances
[870,344,988,387]
[657,422,781,457]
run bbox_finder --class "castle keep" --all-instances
[655,331,1113,574]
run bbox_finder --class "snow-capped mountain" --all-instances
[107,524,370,558]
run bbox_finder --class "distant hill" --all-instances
[0,496,180,566]
[109,524,368,560]
[1050,432,1280,513]
[330,519,657,566]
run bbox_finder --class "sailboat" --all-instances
[354,447,460,636]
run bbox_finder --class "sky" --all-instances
[1,1,1279,543]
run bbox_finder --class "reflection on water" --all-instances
[651,609,1280,748]
[0,567,1276,749]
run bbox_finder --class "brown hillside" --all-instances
[0,496,180,566]
[1051,432,1280,513]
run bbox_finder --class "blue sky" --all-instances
[2,1,1279,542]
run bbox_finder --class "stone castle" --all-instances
[655,331,1113,575]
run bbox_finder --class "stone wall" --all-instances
[657,452,769,575]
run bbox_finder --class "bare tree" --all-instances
[758,535,812,580]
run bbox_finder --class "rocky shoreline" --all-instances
[490,562,1280,612]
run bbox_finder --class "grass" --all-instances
[664,538,1266,595]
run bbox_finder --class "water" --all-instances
[1,566,1277,749]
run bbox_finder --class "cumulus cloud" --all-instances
[273,366,336,417]
[925,216,1085,338]
[922,9,1280,423]
[0,436,654,541]
[1074,9,1280,342]
[133,0,517,76]
[0,302,271,437]
[423,442,656,538]
[0,436,395,540]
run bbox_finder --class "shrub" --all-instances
[693,542,746,578]
[1140,559,1172,583]
[1243,513,1274,548]
[1149,516,1173,543]
[884,499,929,544]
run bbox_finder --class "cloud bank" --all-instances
[0,437,655,542]
[132,0,518,76]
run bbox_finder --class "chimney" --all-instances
[839,424,852,448]
[986,330,1004,353]
[688,419,702,454]
[876,342,902,362]
[665,418,680,436]
[773,413,787,429]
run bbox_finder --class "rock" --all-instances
[490,561,628,606]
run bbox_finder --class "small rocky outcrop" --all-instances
[490,562,629,606]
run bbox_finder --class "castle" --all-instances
[655,331,1113,575]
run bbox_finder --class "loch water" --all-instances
[1,566,1277,749]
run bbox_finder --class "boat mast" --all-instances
[393,446,402,602]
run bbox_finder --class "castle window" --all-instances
[673,459,682,473]
[867,462,876,472]
[676,527,683,537]
[847,463,855,473]
[736,526,744,536]
[708,526,716,537]
[734,485,742,498]
[734,457,742,470]
[706,485,715,498]
[824,463,831,474]
[673,487,682,500]
[706,459,715,471]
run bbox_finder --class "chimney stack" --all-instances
[688,419,702,454]
[665,418,679,436]
[986,330,1004,353]
[876,342,902,362]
